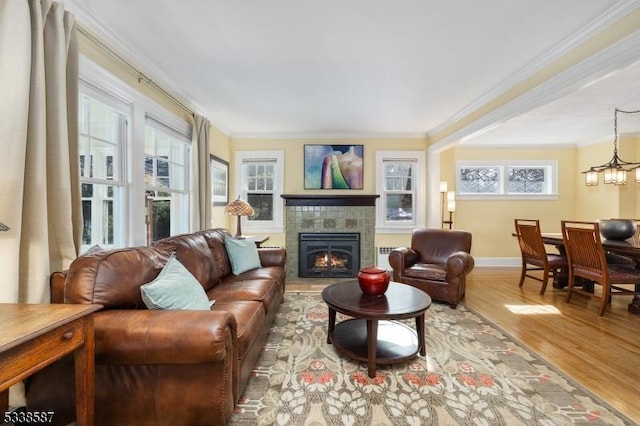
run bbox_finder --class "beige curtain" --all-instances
[0,0,80,303]
[190,114,211,231]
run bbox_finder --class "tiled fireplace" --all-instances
[282,194,378,279]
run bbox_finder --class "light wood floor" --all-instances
[287,267,640,423]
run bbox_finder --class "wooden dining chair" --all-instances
[561,220,640,316]
[514,219,567,295]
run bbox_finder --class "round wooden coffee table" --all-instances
[321,280,432,378]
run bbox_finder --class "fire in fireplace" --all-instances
[314,253,348,269]
[299,233,360,278]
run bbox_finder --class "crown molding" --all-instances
[65,0,207,119]
[229,132,428,140]
[454,143,578,150]
[430,27,640,152]
[430,0,640,146]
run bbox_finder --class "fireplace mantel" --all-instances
[281,194,379,207]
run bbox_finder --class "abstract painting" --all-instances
[304,145,363,189]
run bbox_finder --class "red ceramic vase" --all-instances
[357,266,390,296]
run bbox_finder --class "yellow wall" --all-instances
[79,35,190,123]
[441,146,577,260]
[230,137,428,247]
[441,139,640,261]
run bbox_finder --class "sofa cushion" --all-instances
[224,236,262,275]
[65,246,172,308]
[140,254,212,310]
[225,265,285,284]
[208,279,280,316]
[199,229,233,281]
[153,233,218,291]
[404,263,447,281]
[212,301,265,361]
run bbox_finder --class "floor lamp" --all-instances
[440,182,456,229]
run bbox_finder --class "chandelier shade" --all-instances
[582,108,640,186]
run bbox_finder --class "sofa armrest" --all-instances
[389,247,419,281]
[446,251,475,277]
[94,309,237,365]
[389,247,419,269]
[50,270,68,303]
[258,247,286,267]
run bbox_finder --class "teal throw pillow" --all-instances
[225,236,262,275]
[140,253,212,310]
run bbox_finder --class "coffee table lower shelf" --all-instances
[330,318,419,372]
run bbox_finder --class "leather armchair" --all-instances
[389,228,474,308]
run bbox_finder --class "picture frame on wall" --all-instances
[211,155,229,206]
[304,144,363,189]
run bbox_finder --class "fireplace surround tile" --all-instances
[323,219,336,228]
[282,195,378,279]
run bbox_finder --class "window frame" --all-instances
[375,150,426,233]
[234,150,285,234]
[456,160,558,200]
[79,56,193,248]
[144,116,192,241]
[78,79,130,252]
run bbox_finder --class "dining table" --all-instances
[540,232,640,314]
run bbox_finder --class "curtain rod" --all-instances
[77,25,194,117]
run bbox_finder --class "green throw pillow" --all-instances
[140,253,212,310]
[225,236,262,275]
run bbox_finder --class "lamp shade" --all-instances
[225,197,254,238]
[225,197,254,217]
[583,168,599,186]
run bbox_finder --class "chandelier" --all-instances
[582,108,640,186]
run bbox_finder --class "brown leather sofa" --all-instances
[389,228,474,308]
[26,228,286,426]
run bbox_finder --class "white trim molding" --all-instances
[432,31,640,151]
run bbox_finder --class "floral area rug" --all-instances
[229,292,633,426]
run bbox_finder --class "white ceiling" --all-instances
[67,0,640,146]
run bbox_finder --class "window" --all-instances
[144,118,191,243]
[459,166,500,194]
[235,151,285,233]
[79,90,127,251]
[508,167,547,194]
[457,160,557,198]
[375,151,425,232]
[80,56,193,249]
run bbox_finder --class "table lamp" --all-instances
[224,197,254,238]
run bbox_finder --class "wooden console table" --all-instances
[0,303,101,426]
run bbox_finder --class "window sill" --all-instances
[456,194,559,201]
[375,225,417,234]
[243,225,284,234]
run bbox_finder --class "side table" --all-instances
[0,303,101,426]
